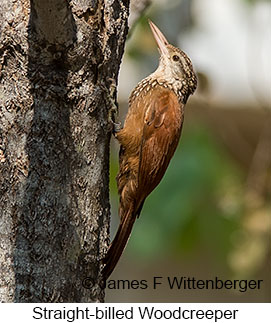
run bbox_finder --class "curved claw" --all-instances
[108,106,122,134]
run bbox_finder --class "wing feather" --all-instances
[137,88,184,200]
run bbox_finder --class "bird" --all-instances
[103,20,197,280]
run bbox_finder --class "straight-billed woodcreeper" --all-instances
[103,21,197,280]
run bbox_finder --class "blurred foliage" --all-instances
[106,0,270,304]
[109,122,245,269]
[109,0,271,286]
[243,0,271,5]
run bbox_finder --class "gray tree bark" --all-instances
[0,0,129,302]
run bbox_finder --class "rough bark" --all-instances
[0,0,129,302]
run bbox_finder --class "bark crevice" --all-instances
[0,0,130,303]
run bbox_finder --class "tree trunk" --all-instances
[0,0,129,302]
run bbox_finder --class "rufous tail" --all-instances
[102,206,136,280]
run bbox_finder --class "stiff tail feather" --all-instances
[102,206,136,280]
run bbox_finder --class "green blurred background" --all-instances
[106,0,271,302]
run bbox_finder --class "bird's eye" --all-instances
[172,55,179,61]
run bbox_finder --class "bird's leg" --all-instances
[105,78,122,135]
[108,104,122,134]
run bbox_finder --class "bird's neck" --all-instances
[129,71,189,106]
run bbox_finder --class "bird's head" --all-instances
[149,20,197,99]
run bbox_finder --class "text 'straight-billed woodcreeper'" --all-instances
[103,21,197,280]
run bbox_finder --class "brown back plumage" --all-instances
[102,21,197,280]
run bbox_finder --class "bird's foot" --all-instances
[105,77,122,134]
[108,105,122,134]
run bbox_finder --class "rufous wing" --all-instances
[137,88,184,204]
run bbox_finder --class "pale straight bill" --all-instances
[0,303,270,322]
